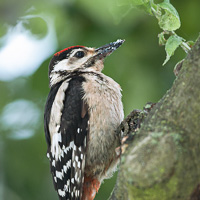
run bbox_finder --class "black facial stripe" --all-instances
[82,57,96,69]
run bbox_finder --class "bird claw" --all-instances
[117,102,156,154]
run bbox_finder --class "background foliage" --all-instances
[0,0,199,199]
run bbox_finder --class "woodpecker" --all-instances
[44,39,125,200]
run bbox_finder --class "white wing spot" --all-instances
[52,160,56,167]
[58,189,65,197]
[67,160,71,168]
[78,161,81,168]
[63,160,71,173]
[56,170,64,180]
[75,156,79,162]
[64,141,74,153]
[75,190,79,197]
[64,184,68,192]
[75,172,78,182]
[73,161,76,168]
[63,165,67,173]
[77,128,80,133]
[64,179,70,192]
[71,178,74,184]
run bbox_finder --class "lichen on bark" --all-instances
[110,35,200,200]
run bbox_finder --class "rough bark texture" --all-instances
[110,35,200,200]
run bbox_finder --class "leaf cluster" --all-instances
[119,0,193,65]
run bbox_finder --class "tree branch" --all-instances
[110,35,200,200]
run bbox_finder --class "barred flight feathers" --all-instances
[44,77,89,200]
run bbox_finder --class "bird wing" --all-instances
[44,77,89,200]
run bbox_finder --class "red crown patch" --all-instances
[54,45,85,56]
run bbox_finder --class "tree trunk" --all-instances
[110,35,200,200]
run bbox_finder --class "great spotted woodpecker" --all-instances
[44,39,125,200]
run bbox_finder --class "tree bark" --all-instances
[110,35,200,200]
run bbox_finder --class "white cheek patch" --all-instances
[75,56,90,66]
[51,47,96,74]
[53,59,75,72]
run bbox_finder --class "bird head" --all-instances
[48,39,125,86]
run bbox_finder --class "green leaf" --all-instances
[136,2,155,15]
[163,35,183,65]
[157,1,181,31]
[158,32,166,46]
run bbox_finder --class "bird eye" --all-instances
[74,51,85,58]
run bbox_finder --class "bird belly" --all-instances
[82,73,124,181]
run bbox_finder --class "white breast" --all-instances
[82,72,124,175]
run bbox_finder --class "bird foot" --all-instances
[116,102,156,154]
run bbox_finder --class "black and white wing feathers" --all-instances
[44,77,89,200]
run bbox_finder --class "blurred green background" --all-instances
[0,0,199,199]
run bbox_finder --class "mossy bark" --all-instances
[110,35,200,200]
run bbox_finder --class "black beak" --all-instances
[95,39,125,59]
[82,39,125,68]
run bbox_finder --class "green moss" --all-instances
[151,138,159,145]
[128,175,179,200]
[151,132,164,138]
[111,171,129,200]
[121,155,126,164]
[169,132,184,145]
[150,132,164,144]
